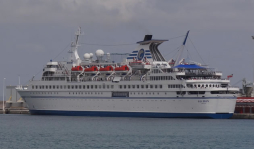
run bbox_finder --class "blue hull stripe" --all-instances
[27,96,237,99]
[29,110,233,119]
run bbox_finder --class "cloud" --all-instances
[0,0,145,26]
[1,0,253,32]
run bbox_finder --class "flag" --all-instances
[227,74,233,79]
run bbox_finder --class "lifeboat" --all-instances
[99,66,114,71]
[71,66,83,71]
[84,66,98,73]
[115,65,129,72]
[99,66,114,73]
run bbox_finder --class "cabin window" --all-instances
[91,85,93,89]
[188,91,205,94]
[155,85,157,88]
[141,85,144,88]
[177,91,186,95]
[111,85,114,89]
[112,92,129,97]
[124,85,126,89]
[95,85,97,89]
[83,85,85,89]
[79,85,81,89]
[87,85,89,89]
[137,85,139,89]
[119,85,122,89]
[128,85,131,89]
[107,85,109,89]
[75,85,78,89]
[99,85,101,89]
[150,85,153,88]
[160,85,162,88]
[146,85,148,88]
[103,85,105,89]
[132,85,135,88]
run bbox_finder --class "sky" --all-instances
[0,0,254,93]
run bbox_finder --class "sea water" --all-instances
[0,115,253,149]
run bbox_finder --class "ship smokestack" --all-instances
[143,35,152,41]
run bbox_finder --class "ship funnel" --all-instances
[144,35,152,41]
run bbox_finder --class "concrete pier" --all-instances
[0,102,29,114]
[231,113,254,119]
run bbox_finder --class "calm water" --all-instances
[0,115,253,149]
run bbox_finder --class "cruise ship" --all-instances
[17,28,239,119]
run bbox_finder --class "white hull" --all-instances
[19,90,237,119]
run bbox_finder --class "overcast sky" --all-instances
[1,0,254,93]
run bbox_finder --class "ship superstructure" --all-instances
[17,28,239,119]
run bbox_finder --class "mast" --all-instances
[69,27,82,66]
[174,30,189,66]
[252,36,254,83]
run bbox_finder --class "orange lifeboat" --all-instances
[99,66,114,71]
[85,66,98,72]
[115,65,129,71]
[71,66,83,71]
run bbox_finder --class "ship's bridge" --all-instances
[44,61,59,72]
